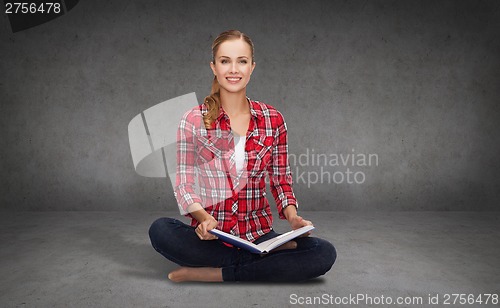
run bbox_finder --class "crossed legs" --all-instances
[148,217,336,282]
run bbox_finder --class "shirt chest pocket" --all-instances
[195,136,223,165]
[249,136,274,169]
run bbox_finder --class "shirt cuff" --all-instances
[174,191,203,215]
[279,200,299,219]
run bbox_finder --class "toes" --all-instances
[168,268,186,282]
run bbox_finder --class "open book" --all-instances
[209,225,315,254]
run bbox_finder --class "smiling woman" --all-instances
[148,29,337,283]
[204,30,256,134]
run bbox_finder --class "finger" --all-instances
[196,228,212,240]
[204,228,216,240]
[195,227,203,240]
[200,223,207,237]
[303,220,313,226]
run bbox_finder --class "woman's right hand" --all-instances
[195,215,219,240]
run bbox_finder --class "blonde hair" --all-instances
[203,30,255,129]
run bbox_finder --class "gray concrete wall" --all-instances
[1,0,499,211]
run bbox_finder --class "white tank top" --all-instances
[233,133,246,173]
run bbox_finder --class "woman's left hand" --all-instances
[288,215,314,237]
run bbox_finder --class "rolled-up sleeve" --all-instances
[174,111,202,215]
[267,111,298,219]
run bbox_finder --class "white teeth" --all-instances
[227,77,241,81]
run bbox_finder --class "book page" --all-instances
[256,225,315,253]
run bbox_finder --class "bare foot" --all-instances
[168,267,223,282]
[271,240,297,252]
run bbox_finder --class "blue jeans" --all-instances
[148,217,337,282]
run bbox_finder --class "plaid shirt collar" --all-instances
[201,96,263,123]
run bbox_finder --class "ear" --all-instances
[210,61,216,75]
[250,61,256,74]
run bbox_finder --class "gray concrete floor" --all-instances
[0,211,499,308]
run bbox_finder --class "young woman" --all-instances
[149,30,336,282]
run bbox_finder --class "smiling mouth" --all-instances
[226,77,242,82]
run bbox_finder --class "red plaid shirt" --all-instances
[174,98,298,242]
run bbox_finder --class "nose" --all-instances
[230,62,238,73]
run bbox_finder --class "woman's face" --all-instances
[210,38,256,95]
